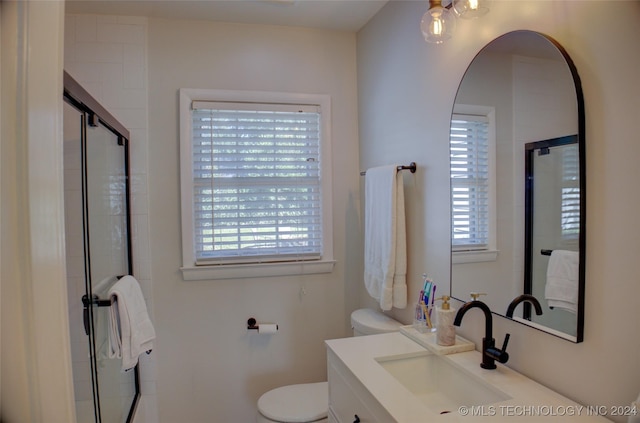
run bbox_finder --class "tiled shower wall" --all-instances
[64,14,158,423]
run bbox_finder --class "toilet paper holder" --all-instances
[247,317,278,331]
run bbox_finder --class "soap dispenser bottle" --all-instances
[435,296,456,346]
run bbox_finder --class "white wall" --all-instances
[356,0,454,324]
[146,19,360,422]
[357,1,640,421]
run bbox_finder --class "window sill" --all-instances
[452,249,499,264]
[180,259,336,281]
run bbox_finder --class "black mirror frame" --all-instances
[449,30,586,343]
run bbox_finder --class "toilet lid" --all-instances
[257,382,328,423]
[351,308,403,335]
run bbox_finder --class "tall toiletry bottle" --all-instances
[435,296,456,346]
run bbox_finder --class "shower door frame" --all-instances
[63,71,141,423]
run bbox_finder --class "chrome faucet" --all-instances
[453,293,510,369]
[506,294,543,318]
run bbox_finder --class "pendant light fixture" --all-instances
[421,0,489,44]
[452,0,489,19]
[420,0,456,44]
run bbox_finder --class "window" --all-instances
[179,89,334,280]
[450,105,497,263]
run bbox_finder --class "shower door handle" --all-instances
[83,305,90,336]
[81,294,95,336]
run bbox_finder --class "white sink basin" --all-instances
[376,352,511,414]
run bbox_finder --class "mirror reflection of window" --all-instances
[561,145,580,241]
[450,105,497,264]
[450,114,489,249]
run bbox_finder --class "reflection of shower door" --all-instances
[524,135,579,337]
[63,71,139,423]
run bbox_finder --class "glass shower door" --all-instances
[64,71,139,423]
[85,120,136,423]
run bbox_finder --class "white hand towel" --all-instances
[108,275,156,372]
[544,250,579,314]
[628,392,640,423]
[364,165,407,311]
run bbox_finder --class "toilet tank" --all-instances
[350,308,403,336]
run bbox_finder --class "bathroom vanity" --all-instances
[326,331,610,422]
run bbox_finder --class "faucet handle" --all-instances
[486,333,510,364]
[501,333,511,351]
[469,292,487,301]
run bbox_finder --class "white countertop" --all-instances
[326,332,611,422]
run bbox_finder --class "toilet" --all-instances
[256,308,403,423]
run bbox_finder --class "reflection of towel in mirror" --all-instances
[108,275,156,372]
[363,165,407,311]
[628,392,640,423]
[544,250,579,314]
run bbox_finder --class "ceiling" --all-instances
[65,0,390,32]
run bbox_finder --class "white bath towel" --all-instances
[544,250,579,314]
[108,275,156,372]
[364,165,407,311]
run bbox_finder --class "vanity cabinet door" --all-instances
[327,407,339,423]
[327,350,392,423]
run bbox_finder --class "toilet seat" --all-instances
[257,381,328,423]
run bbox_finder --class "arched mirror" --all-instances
[449,30,585,342]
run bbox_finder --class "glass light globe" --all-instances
[452,0,489,19]
[420,5,456,44]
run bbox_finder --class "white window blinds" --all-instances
[450,114,490,249]
[561,144,580,239]
[190,101,323,264]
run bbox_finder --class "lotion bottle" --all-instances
[435,296,456,346]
